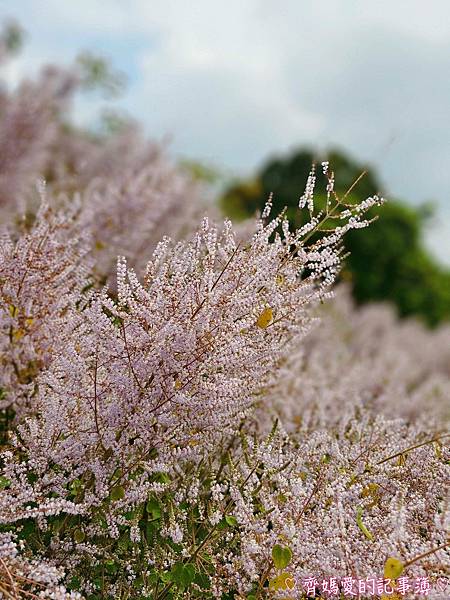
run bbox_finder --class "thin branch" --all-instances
[376,433,450,466]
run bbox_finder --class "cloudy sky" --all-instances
[1,0,449,262]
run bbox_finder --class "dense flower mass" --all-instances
[266,287,450,432]
[0,52,449,600]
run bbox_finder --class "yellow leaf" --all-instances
[8,304,17,317]
[285,576,295,590]
[269,572,295,591]
[360,483,380,507]
[73,528,85,543]
[384,557,404,580]
[397,453,407,466]
[256,307,273,329]
[346,474,359,488]
[174,379,182,390]
[12,328,25,341]
[324,497,333,509]
[268,576,279,590]
[25,317,34,328]
[433,441,442,458]
[361,483,379,498]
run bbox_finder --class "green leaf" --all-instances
[26,472,38,484]
[170,562,196,587]
[322,453,332,464]
[160,571,172,583]
[356,506,374,541]
[146,499,161,519]
[0,476,11,490]
[68,576,81,590]
[110,485,125,501]
[271,544,292,569]
[225,515,238,527]
[105,559,117,574]
[73,528,85,543]
[51,515,66,534]
[194,572,211,590]
[19,519,36,540]
[117,532,129,552]
[69,478,83,496]
[154,472,170,484]
[145,521,159,541]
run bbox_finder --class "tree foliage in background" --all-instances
[0,20,25,58]
[221,148,450,326]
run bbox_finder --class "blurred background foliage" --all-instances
[0,19,25,56]
[220,148,450,326]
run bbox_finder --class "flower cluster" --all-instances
[0,193,90,419]
[265,286,450,433]
[59,129,207,283]
[0,532,82,599]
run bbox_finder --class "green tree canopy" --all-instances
[221,148,450,326]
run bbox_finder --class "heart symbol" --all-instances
[285,576,295,590]
[435,577,448,593]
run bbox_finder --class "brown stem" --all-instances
[121,322,144,391]
[376,433,449,466]
[190,244,240,320]
[404,542,449,568]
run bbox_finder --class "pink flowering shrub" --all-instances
[0,193,91,422]
[0,64,77,214]
[0,55,208,285]
[0,53,449,600]
[54,128,207,284]
[266,286,450,433]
